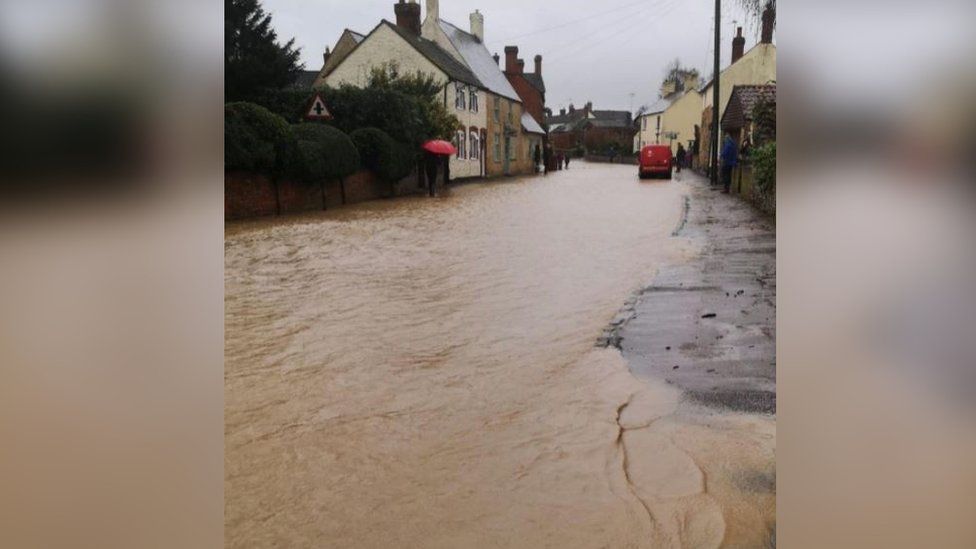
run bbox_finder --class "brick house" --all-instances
[546,103,635,156]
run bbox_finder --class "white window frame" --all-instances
[469,131,479,160]
[469,89,479,113]
[455,83,466,111]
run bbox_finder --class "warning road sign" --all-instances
[304,93,333,121]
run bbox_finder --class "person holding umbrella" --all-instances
[422,139,458,196]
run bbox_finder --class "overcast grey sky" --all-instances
[262,0,757,113]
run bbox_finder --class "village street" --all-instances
[225,163,775,548]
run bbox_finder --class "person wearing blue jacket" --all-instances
[720,133,739,193]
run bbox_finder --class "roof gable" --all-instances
[437,20,520,101]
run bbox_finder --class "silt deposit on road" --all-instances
[225,163,775,548]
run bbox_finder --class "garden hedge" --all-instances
[349,128,414,182]
[288,123,360,183]
[224,102,292,175]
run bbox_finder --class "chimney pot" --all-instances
[732,25,746,63]
[395,0,422,36]
[534,54,542,76]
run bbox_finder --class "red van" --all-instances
[638,145,673,179]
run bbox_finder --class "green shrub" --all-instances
[349,128,415,182]
[751,142,776,214]
[288,123,360,183]
[224,102,292,174]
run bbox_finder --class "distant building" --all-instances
[546,102,635,155]
[634,71,700,155]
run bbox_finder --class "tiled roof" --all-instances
[288,70,321,91]
[732,84,776,117]
[438,20,520,102]
[382,21,483,87]
[523,73,546,94]
[591,110,632,128]
[521,112,545,135]
[642,94,677,116]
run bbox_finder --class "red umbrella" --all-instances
[422,140,457,156]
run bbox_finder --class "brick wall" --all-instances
[225,169,409,220]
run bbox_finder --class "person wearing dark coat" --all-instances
[720,134,739,194]
[425,152,440,196]
[675,144,687,173]
[543,145,553,175]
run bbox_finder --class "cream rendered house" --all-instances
[421,1,536,177]
[634,74,700,154]
[320,10,488,179]
[699,22,777,168]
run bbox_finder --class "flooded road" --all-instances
[225,163,774,548]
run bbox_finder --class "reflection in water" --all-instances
[225,163,773,548]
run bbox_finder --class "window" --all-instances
[493,97,500,122]
[642,117,647,130]
[493,132,501,162]
[508,102,514,125]
[469,89,479,113]
[469,131,479,160]
[455,83,466,111]
[656,116,661,129]
[456,130,466,159]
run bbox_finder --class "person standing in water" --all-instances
[425,152,439,197]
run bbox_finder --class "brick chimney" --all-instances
[394,0,421,36]
[534,55,542,76]
[584,101,593,117]
[761,3,775,43]
[569,103,575,114]
[493,53,500,66]
[560,108,566,116]
[504,46,519,73]
[732,27,745,63]
[470,9,484,42]
[516,59,525,74]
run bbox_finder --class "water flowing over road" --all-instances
[225,163,775,548]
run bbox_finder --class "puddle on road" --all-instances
[225,164,773,548]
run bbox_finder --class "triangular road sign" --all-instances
[305,93,333,120]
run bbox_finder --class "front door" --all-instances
[503,137,511,175]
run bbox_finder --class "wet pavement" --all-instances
[603,171,776,414]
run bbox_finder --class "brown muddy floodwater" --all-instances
[225,163,775,548]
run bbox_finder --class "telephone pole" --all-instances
[711,0,721,185]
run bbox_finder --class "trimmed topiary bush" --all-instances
[288,123,360,183]
[349,127,414,182]
[224,102,292,175]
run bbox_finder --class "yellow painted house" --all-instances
[634,74,701,155]
[699,22,777,168]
